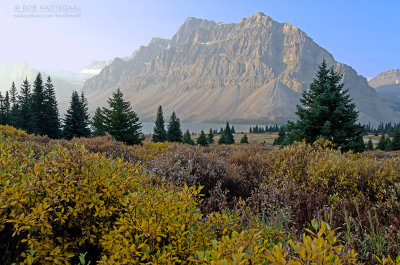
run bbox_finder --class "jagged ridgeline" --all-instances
[83,12,399,126]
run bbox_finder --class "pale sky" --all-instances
[0,0,399,77]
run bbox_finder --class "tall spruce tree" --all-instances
[91,107,107,137]
[196,130,209,146]
[10,81,17,105]
[284,60,365,152]
[152,105,167,142]
[63,91,91,139]
[9,82,19,127]
[32,73,47,135]
[167,111,182,142]
[43,76,61,138]
[16,78,35,133]
[102,88,143,145]
[182,129,195,145]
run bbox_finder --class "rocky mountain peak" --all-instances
[82,13,400,125]
[171,17,216,46]
[369,69,400,88]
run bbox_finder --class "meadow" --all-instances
[1,125,399,264]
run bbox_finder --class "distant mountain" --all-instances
[79,12,398,125]
[368,69,400,102]
[0,60,124,114]
[0,61,94,113]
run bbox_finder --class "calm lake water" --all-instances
[141,122,259,134]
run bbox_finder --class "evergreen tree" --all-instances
[240,134,249,144]
[16,78,35,133]
[0,92,10,125]
[0,92,5,125]
[218,133,226,145]
[273,126,286,145]
[9,82,19,127]
[392,127,400,151]
[10,81,17,105]
[3,92,10,125]
[91,107,107,137]
[207,128,214,144]
[63,91,91,139]
[80,92,91,133]
[152,105,167,142]
[231,126,236,133]
[284,60,365,152]
[377,134,392,151]
[196,130,209,146]
[218,122,234,145]
[385,138,392,151]
[167,111,182,142]
[182,129,195,145]
[366,139,374,151]
[102,88,143,145]
[43,76,61,138]
[31,73,47,135]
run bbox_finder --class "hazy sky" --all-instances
[0,0,399,77]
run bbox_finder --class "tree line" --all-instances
[0,74,61,138]
[249,124,280,133]
[1,74,244,146]
[150,106,245,146]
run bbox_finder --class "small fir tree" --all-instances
[218,122,235,145]
[182,129,195,145]
[207,128,214,144]
[63,91,91,139]
[167,111,182,142]
[240,134,249,144]
[152,105,167,142]
[102,88,143,145]
[91,107,107,137]
[273,126,286,145]
[366,139,374,151]
[196,130,209,146]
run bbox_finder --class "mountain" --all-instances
[82,12,400,125]
[368,69,400,101]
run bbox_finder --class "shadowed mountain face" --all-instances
[83,12,400,125]
[368,69,400,102]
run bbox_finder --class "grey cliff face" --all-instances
[82,13,399,125]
